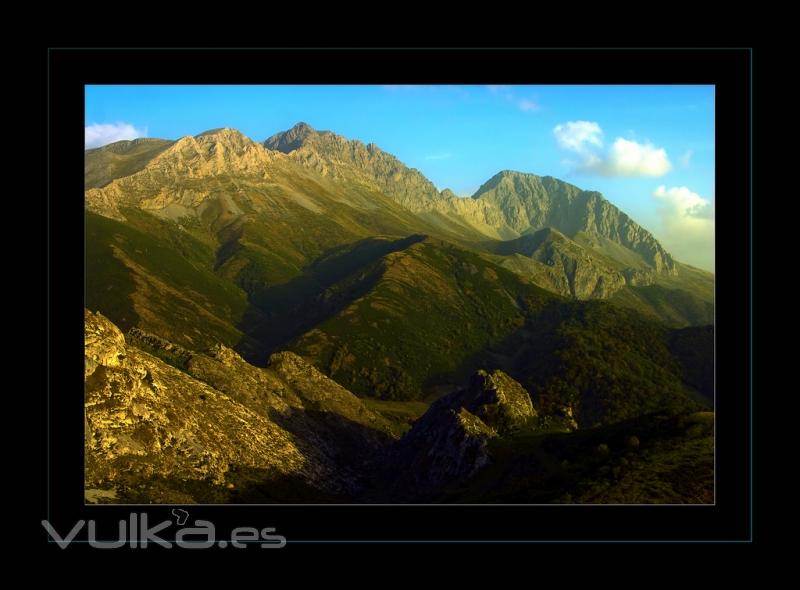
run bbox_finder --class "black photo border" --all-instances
[44,46,753,546]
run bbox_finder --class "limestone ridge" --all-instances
[86,124,679,277]
[264,124,676,274]
[262,121,316,152]
[85,128,284,219]
[265,122,445,210]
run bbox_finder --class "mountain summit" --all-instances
[263,121,316,152]
[471,170,676,273]
[265,122,444,209]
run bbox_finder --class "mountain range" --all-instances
[84,122,714,503]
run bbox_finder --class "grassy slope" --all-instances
[479,230,714,328]
[85,139,174,189]
[85,209,257,353]
[610,261,714,328]
[291,238,555,400]
[287,235,711,425]
[572,231,651,270]
[610,283,714,327]
[657,262,715,300]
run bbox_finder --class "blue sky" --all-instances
[86,85,715,270]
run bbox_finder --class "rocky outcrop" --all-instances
[384,369,536,498]
[85,310,309,502]
[85,311,396,503]
[494,227,629,299]
[384,404,497,498]
[462,369,536,435]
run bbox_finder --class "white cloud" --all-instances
[85,122,147,148]
[553,121,671,177]
[653,185,715,270]
[599,138,672,176]
[553,121,603,153]
[654,185,711,217]
[679,149,694,167]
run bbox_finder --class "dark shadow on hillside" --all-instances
[103,408,711,504]
[105,407,398,504]
[668,324,715,406]
[477,227,559,257]
[233,234,427,364]
[85,213,142,332]
[437,410,713,504]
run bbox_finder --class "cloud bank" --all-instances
[85,122,147,149]
[553,121,671,177]
[653,185,715,270]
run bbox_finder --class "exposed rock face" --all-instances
[86,311,396,503]
[384,369,536,498]
[188,346,395,471]
[494,228,629,299]
[472,172,676,274]
[85,128,284,219]
[265,122,445,210]
[264,125,677,275]
[85,310,309,500]
[464,369,536,434]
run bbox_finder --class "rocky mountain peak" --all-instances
[290,121,315,134]
[191,127,258,152]
[464,369,537,434]
[264,122,317,153]
[471,170,542,198]
[264,124,444,209]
